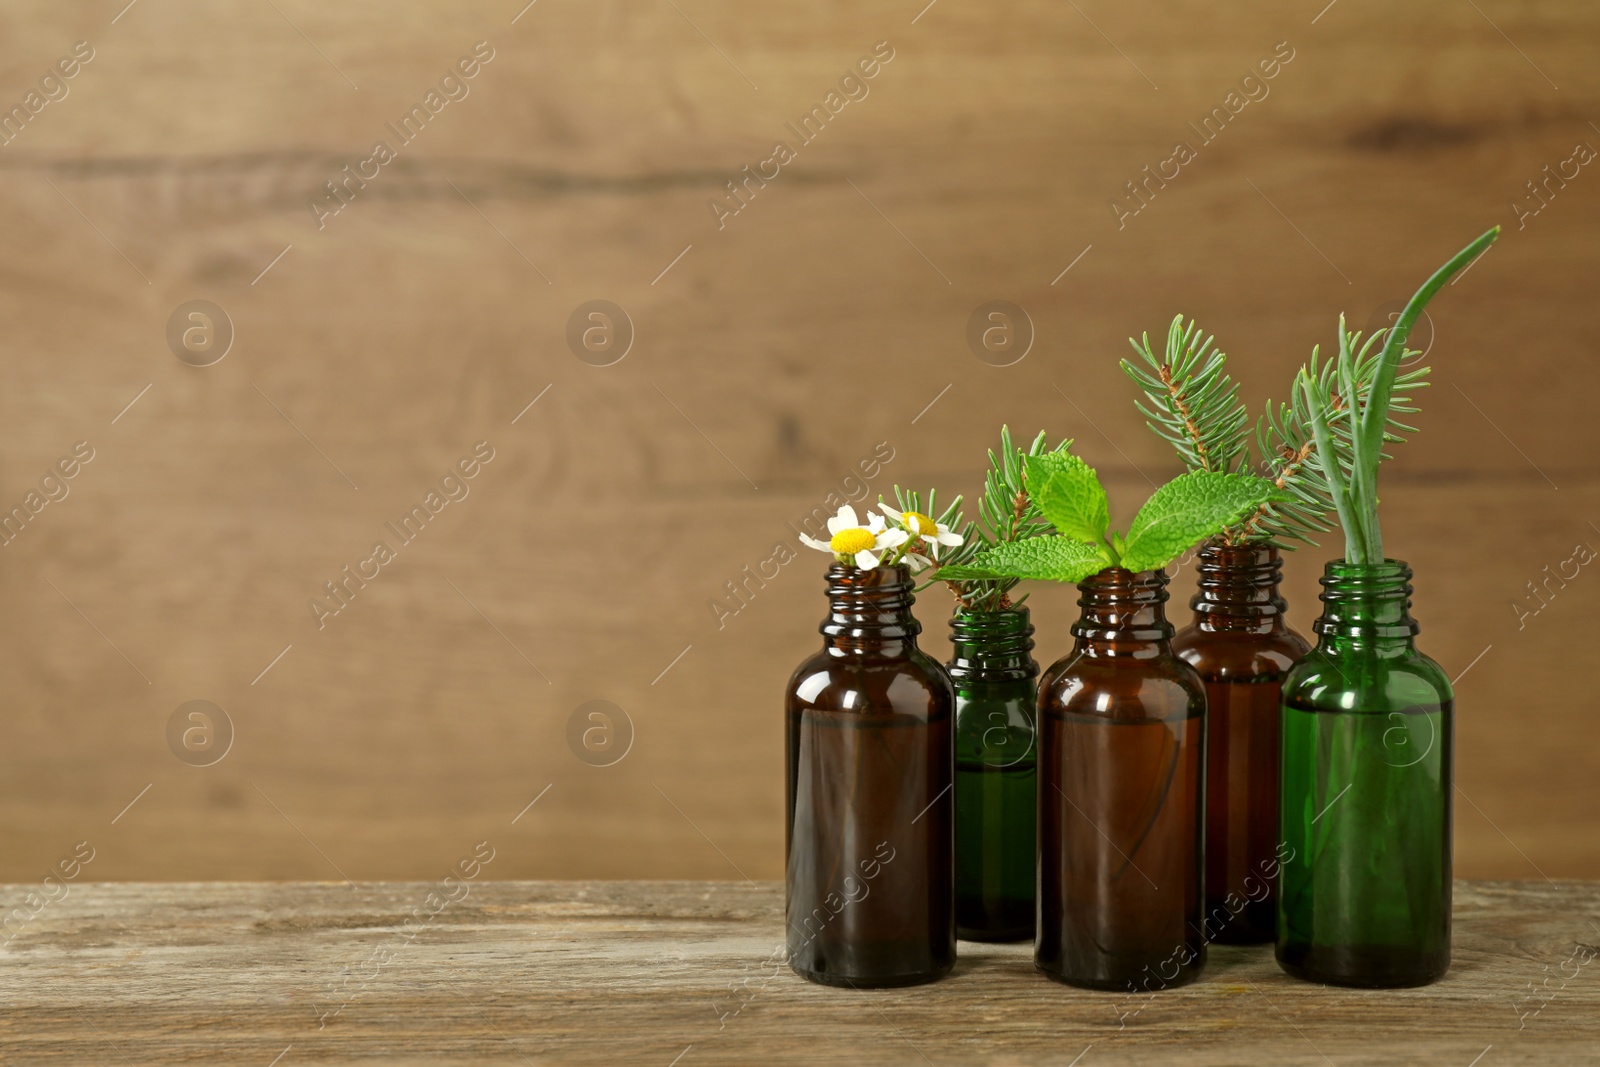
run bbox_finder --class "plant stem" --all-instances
[1302,371,1362,563]
[1158,364,1214,471]
[1336,324,1377,561]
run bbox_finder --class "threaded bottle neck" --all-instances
[1189,538,1290,634]
[1072,567,1174,657]
[1313,559,1418,648]
[948,606,1037,683]
[820,563,921,653]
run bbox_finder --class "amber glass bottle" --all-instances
[784,562,956,987]
[1037,568,1206,991]
[1172,540,1308,945]
[948,606,1037,942]
[1278,559,1453,988]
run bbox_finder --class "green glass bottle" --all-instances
[1277,559,1453,988]
[949,606,1038,942]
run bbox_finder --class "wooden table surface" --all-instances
[3,880,1597,1065]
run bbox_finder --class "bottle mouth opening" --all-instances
[1076,568,1170,612]
[1197,539,1280,562]
[948,604,1032,634]
[1313,558,1418,639]
[1071,569,1173,643]
[948,605,1035,673]
[951,603,1031,617]
[821,563,920,643]
[1322,557,1411,580]
[1318,558,1413,601]
[1195,540,1282,577]
[824,561,914,594]
[1077,566,1168,592]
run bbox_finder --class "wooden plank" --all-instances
[1,880,1597,1064]
[0,0,1597,885]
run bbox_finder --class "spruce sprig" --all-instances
[1122,314,1332,547]
[1123,316,1250,475]
[1122,297,1448,548]
[1301,226,1499,564]
[919,427,1072,611]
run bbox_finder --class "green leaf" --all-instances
[1119,471,1278,573]
[935,536,1112,583]
[1024,451,1109,543]
[934,427,1074,612]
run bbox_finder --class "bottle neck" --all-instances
[820,563,921,656]
[1189,539,1291,635]
[1071,568,1174,659]
[947,606,1038,683]
[1312,559,1418,654]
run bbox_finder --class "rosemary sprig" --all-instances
[1301,226,1499,564]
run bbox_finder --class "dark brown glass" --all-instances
[784,563,956,987]
[1037,568,1206,992]
[1172,541,1309,945]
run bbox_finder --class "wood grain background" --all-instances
[0,0,1595,885]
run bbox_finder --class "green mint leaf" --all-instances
[1024,452,1109,543]
[1119,471,1278,573]
[935,536,1112,583]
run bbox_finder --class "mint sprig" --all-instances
[937,447,1280,584]
[1119,471,1278,573]
[934,534,1112,582]
[1027,451,1109,544]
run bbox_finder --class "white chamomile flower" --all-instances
[799,505,908,569]
[880,504,965,560]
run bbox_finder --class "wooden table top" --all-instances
[3,880,1596,1065]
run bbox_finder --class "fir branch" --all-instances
[1230,439,1315,543]
[1119,236,1489,554]
[1121,315,1249,475]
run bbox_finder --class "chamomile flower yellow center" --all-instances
[904,511,937,537]
[830,528,877,554]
